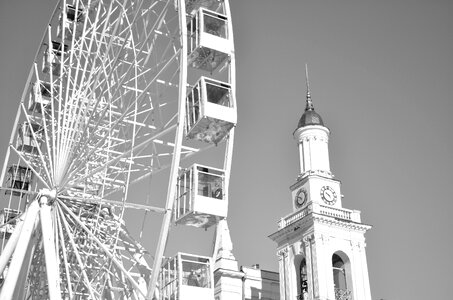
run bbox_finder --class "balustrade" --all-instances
[278,203,361,229]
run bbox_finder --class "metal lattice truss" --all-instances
[1,194,152,299]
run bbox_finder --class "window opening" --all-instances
[299,259,308,300]
[332,253,352,300]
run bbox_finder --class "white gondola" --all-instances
[5,165,33,197]
[185,76,236,144]
[16,122,42,155]
[187,7,232,71]
[28,81,53,113]
[160,253,213,300]
[174,164,227,228]
[57,5,84,42]
[42,41,68,76]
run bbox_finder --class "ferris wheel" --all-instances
[0,0,236,299]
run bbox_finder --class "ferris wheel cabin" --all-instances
[159,253,214,300]
[28,81,53,113]
[185,76,236,144]
[42,41,69,76]
[174,164,227,229]
[4,165,33,197]
[16,122,43,155]
[187,7,232,72]
[57,5,84,42]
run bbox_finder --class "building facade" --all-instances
[269,70,372,300]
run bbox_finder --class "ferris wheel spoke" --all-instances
[61,122,176,193]
[56,203,98,299]
[10,145,51,190]
[19,103,54,186]
[61,97,178,189]
[55,212,74,299]
[31,61,59,184]
[57,199,147,298]
[88,2,143,99]
[59,194,166,213]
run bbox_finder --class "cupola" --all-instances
[293,65,331,177]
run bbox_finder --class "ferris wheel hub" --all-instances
[39,188,57,205]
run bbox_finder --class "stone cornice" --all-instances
[214,268,244,280]
[290,174,340,191]
[311,213,372,232]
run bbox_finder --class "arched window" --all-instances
[332,253,352,300]
[332,254,347,290]
[299,259,308,299]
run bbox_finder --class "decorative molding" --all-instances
[311,213,372,232]
[277,247,289,258]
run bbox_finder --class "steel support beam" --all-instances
[0,200,39,300]
[40,196,62,300]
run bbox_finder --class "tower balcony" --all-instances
[174,164,227,229]
[277,203,362,229]
[187,8,232,71]
[159,253,213,300]
[185,76,236,144]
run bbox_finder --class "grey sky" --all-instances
[1,0,452,299]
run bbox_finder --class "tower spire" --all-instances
[305,64,314,111]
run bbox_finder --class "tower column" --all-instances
[350,242,372,300]
[312,234,332,300]
[303,236,313,300]
[298,143,305,174]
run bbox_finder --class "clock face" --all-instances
[295,189,307,208]
[320,186,337,205]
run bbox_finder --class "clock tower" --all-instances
[269,67,372,300]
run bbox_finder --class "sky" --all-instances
[0,0,453,299]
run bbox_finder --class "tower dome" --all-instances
[297,109,324,127]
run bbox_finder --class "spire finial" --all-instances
[305,64,314,111]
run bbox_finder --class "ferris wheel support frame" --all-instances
[39,196,62,300]
[221,0,236,206]
[0,199,39,300]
